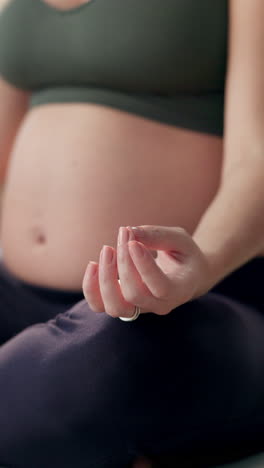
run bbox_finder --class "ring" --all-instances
[119,305,141,322]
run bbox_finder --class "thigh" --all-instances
[43,291,263,466]
[0,259,83,344]
[118,294,264,450]
[1,288,264,468]
[1,257,264,467]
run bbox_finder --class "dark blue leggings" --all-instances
[0,257,264,468]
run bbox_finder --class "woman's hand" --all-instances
[82,225,211,318]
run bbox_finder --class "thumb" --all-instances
[129,225,195,255]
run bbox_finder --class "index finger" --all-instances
[128,241,171,300]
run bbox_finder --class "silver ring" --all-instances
[119,305,141,322]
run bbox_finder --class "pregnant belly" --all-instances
[0,104,223,290]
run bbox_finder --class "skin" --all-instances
[0,2,223,294]
[82,225,210,318]
[0,4,222,466]
[1,0,264,466]
[0,98,222,290]
[83,0,264,330]
[80,0,264,318]
[84,3,264,464]
[40,0,92,11]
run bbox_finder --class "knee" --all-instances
[174,293,260,418]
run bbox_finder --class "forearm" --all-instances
[193,160,264,293]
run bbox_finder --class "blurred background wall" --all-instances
[0,0,9,9]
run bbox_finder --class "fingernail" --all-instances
[126,226,135,241]
[101,245,114,264]
[118,227,128,245]
[129,241,145,257]
[131,227,145,237]
[86,261,97,277]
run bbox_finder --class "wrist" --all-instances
[195,247,239,298]
[190,249,217,300]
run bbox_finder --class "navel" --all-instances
[30,225,47,245]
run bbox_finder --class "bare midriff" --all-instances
[0,104,223,291]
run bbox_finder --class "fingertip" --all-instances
[128,240,150,255]
[127,240,146,258]
[85,261,98,278]
[126,226,136,240]
[129,226,146,238]
[82,261,98,290]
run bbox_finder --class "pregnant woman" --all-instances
[0,0,264,467]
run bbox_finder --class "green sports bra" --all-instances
[0,0,228,136]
